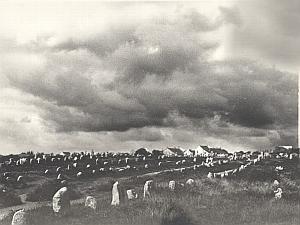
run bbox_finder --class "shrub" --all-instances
[0,190,22,208]
[96,179,115,192]
[26,179,81,202]
[160,203,194,225]
[239,166,277,182]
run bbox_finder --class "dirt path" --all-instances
[137,165,196,177]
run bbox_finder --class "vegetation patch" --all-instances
[25,179,81,202]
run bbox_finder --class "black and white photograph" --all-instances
[0,0,299,225]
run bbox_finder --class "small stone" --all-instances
[169,180,176,191]
[85,196,97,210]
[127,189,138,200]
[186,178,195,186]
[11,209,29,225]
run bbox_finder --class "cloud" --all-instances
[0,3,297,153]
[219,6,242,26]
[227,0,300,71]
[113,127,165,142]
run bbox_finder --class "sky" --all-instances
[0,0,298,154]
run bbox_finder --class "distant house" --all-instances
[233,151,246,159]
[234,151,244,156]
[152,150,164,157]
[163,147,184,157]
[0,155,4,163]
[18,153,31,158]
[60,152,71,156]
[210,148,229,158]
[134,148,151,157]
[275,146,293,152]
[184,149,195,157]
[194,146,212,157]
[194,146,229,158]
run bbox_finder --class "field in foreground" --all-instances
[1,175,300,225]
[1,156,299,225]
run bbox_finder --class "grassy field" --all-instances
[1,157,299,225]
[2,174,300,225]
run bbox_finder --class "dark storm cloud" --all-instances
[54,25,138,57]
[113,127,165,142]
[181,8,222,32]
[1,5,297,148]
[230,0,300,71]
[219,6,242,26]
[215,60,298,128]
[260,0,300,37]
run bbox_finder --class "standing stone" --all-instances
[61,180,67,185]
[273,180,280,186]
[66,165,71,171]
[56,167,62,173]
[111,181,120,206]
[57,174,62,180]
[274,188,283,200]
[76,172,83,178]
[17,176,24,183]
[85,196,97,210]
[169,180,176,191]
[186,178,195,186]
[53,187,70,215]
[207,172,213,179]
[127,189,138,200]
[11,209,29,225]
[143,180,153,198]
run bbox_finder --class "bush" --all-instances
[0,190,22,208]
[278,176,300,201]
[238,166,277,182]
[96,179,115,192]
[26,179,81,202]
[160,203,194,225]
